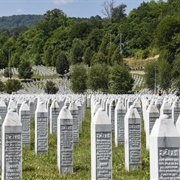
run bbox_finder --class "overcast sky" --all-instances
[0,0,166,18]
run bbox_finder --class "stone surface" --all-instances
[114,100,126,146]
[57,106,73,174]
[125,106,142,171]
[145,103,159,150]
[109,99,116,132]
[19,101,31,147]
[91,108,112,180]
[35,101,48,154]
[69,102,79,146]
[50,99,60,134]
[2,109,22,180]
[172,98,180,125]
[150,115,180,180]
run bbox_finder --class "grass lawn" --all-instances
[21,108,149,179]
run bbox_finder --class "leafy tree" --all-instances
[70,63,87,93]
[111,47,123,65]
[112,3,127,23]
[109,64,134,94]
[5,79,22,94]
[158,59,172,92]
[154,16,180,50]
[0,80,5,92]
[87,63,109,93]
[87,28,104,52]
[44,80,58,94]
[91,52,108,65]
[56,51,69,75]
[172,53,180,91]
[83,47,94,66]
[43,46,53,66]
[70,38,85,64]
[18,60,33,79]
[0,49,8,69]
[144,60,159,91]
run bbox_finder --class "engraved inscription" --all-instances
[117,112,125,145]
[60,124,73,174]
[37,117,48,152]
[96,132,112,179]
[149,117,156,134]
[5,133,21,180]
[21,114,30,145]
[159,148,180,179]
[129,124,141,165]
[52,110,59,133]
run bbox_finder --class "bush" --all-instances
[3,67,13,78]
[44,80,58,94]
[0,80,5,92]
[5,79,22,94]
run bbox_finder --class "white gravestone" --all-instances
[19,101,31,147]
[160,100,172,119]
[115,101,126,147]
[35,101,48,154]
[91,108,112,180]
[109,99,116,132]
[69,102,79,146]
[0,100,7,171]
[150,115,180,180]
[125,106,142,171]
[50,99,60,134]
[2,109,22,180]
[76,100,83,133]
[172,99,180,125]
[57,106,73,174]
[146,103,159,150]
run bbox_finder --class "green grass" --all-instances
[21,109,149,179]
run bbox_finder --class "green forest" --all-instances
[0,0,180,93]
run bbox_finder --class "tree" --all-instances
[0,49,8,69]
[83,47,94,66]
[87,63,109,93]
[111,47,123,65]
[0,80,5,92]
[18,60,33,79]
[70,38,85,64]
[5,79,22,94]
[91,52,108,65]
[172,53,180,91]
[44,80,58,94]
[102,0,116,22]
[109,64,134,94]
[70,63,87,93]
[144,60,159,91]
[112,4,127,23]
[56,51,69,75]
[158,59,172,92]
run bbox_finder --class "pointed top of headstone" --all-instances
[58,106,72,120]
[51,99,59,109]
[147,103,159,113]
[20,101,30,111]
[125,106,140,119]
[36,101,47,112]
[0,100,6,107]
[3,108,21,126]
[151,114,179,137]
[93,108,110,125]
[68,101,78,111]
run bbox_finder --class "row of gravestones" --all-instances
[1,93,180,179]
[0,94,86,179]
[32,65,56,76]
[88,94,180,180]
[132,74,145,91]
